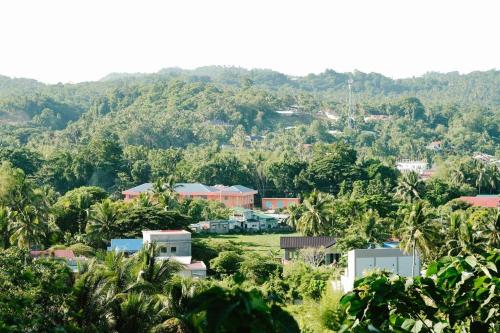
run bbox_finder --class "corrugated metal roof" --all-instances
[280,236,336,249]
[123,183,153,193]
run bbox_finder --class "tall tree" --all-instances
[295,190,334,236]
[398,201,438,276]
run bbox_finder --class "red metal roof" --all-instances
[458,196,500,208]
[30,249,76,259]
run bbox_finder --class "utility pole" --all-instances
[347,78,354,129]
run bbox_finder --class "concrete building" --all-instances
[396,160,428,174]
[340,248,420,292]
[232,209,279,231]
[262,197,300,210]
[109,230,206,278]
[122,183,257,208]
[189,220,238,234]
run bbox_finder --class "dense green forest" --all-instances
[0,68,499,332]
[0,67,498,196]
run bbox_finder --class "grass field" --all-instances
[193,232,299,254]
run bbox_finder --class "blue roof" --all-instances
[382,241,400,249]
[108,239,143,252]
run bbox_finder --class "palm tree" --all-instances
[76,193,91,234]
[295,190,333,236]
[0,206,16,249]
[361,209,389,247]
[395,171,423,203]
[399,201,438,276]
[445,212,478,256]
[480,210,500,249]
[86,199,119,247]
[285,203,303,229]
[128,243,182,294]
[9,205,46,249]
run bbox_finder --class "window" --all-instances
[277,200,284,208]
[159,246,167,255]
[265,201,272,209]
[224,196,228,200]
[170,247,177,253]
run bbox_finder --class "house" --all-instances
[340,248,420,292]
[30,249,87,273]
[280,236,339,264]
[142,230,206,278]
[426,141,442,151]
[324,111,340,122]
[363,114,391,122]
[457,195,500,208]
[262,198,300,210]
[232,208,279,231]
[396,160,428,174]
[245,135,265,143]
[328,130,343,136]
[122,182,257,208]
[107,239,143,255]
[109,230,206,278]
[189,220,238,234]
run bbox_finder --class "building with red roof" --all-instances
[457,195,500,208]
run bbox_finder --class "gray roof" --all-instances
[123,183,153,193]
[280,236,336,249]
[124,182,256,194]
[175,183,215,193]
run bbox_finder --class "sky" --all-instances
[0,0,498,83]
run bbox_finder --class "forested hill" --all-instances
[99,67,500,105]
[0,67,498,163]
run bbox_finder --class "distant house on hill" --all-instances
[122,183,257,208]
[396,160,428,174]
[457,195,500,208]
[363,114,391,122]
[426,141,443,151]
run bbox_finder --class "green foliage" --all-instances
[337,250,500,332]
[0,247,73,332]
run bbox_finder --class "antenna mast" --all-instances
[347,78,354,129]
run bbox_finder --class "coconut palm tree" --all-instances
[128,243,182,294]
[395,171,423,203]
[480,210,500,249]
[9,205,46,249]
[361,209,389,247]
[0,206,16,249]
[398,201,438,276]
[295,190,334,236]
[86,199,119,247]
[285,203,303,229]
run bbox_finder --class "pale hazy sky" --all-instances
[0,0,498,83]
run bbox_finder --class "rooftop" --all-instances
[280,236,336,249]
[458,195,500,208]
[123,182,257,195]
[142,230,191,235]
[108,239,143,252]
[30,249,76,260]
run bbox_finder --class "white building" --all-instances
[340,248,420,292]
[142,230,206,278]
[396,160,428,174]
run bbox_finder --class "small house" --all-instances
[262,198,300,210]
[280,236,339,264]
